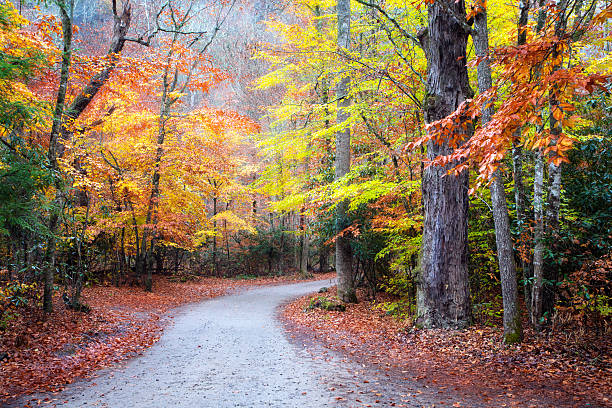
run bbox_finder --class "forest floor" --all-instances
[282,287,612,408]
[0,272,334,403]
[2,278,473,408]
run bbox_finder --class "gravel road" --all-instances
[10,279,475,408]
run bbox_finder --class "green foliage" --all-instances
[0,141,53,238]
[0,2,52,284]
[233,274,259,280]
[376,269,417,320]
[0,282,38,330]
[0,309,17,331]
[205,223,302,277]
[0,281,37,309]
[558,134,612,271]
[0,2,48,132]
[468,185,500,308]
[550,93,612,328]
[375,299,413,320]
[473,296,504,326]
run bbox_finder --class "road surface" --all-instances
[10,279,475,408]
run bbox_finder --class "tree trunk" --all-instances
[319,243,329,273]
[44,0,134,303]
[514,0,532,315]
[513,141,532,311]
[212,195,218,276]
[474,3,522,343]
[416,0,472,328]
[531,152,545,329]
[62,1,131,131]
[335,0,357,303]
[542,0,568,316]
[529,0,549,330]
[299,209,309,277]
[44,0,74,314]
[71,196,90,307]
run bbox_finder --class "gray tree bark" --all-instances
[531,151,545,329]
[530,0,549,330]
[300,210,309,277]
[335,0,357,303]
[416,0,472,328]
[474,3,522,343]
[44,0,74,314]
[513,0,532,316]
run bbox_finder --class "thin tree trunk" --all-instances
[531,152,545,329]
[416,0,472,328]
[141,46,174,291]
[319,243,329,272]
[225,202,230,261]
[212,195,218,276]
[474,2,522,343]
[335,0,356,303]
[542,0,568,316]
[44,0,74,314]
[513,0,532,314]
[71,195,90,307]
[530,0,549,330]
[513,141,532,311]
[299,209,309,277]
[117,227,125,286]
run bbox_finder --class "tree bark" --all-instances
[44,0,74,314]
[474,3,522,343]
[542,0,568,316]
[416,0,472,328]
[513,141,532,310]
[513,0,532,316]
[319,242,329,272]
[528,0,550,329]
[335,0,356,303]
[299,209,309,277]
[62,2,131,129]
[531,151,545,329]
[212,195,218,276]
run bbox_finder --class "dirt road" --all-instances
[10,280,481,408]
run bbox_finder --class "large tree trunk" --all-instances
[474,3,522,343]
[416,0,472,328]
[44,0,74,314]
[335,0,356,303]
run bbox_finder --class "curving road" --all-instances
[10,280,470,408]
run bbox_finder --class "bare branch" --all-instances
[354,0,421,44]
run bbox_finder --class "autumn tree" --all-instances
[335,0,357,303]
[131,0,236,290]
[0,2,52,286]
[473,0,522,342]
[416,0,472,328]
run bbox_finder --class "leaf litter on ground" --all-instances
[0,272,335,403]
[281,286,611,408]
